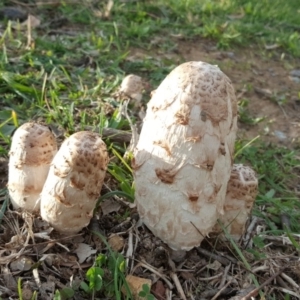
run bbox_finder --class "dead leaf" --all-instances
[10,256,33,272]
[108,234,124,252]
[22,287,33,300]
[74,243,97,264]
[2,266,17,290]
[100,199,121,215]
[152,280,166,300]
[123,275,152,300]
[206,260,222,271]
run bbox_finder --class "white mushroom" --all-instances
[133,61,238,251]
[119,74,145,104]
[213,164,258,241]
[8,122,57,212]
[40,131,109,234]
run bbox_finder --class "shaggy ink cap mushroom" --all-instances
[40,131,109,234]
[213,164,258,241]
[8,122,57,212]
[133,61,238,250]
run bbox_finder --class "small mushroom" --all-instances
[213,164,258,241]
[133,61,238,250]
[119,74,145,104]
[40,131,109,234]
[8,122,57,212]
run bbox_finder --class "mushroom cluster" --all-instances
[8,126,108,233]
[133,61,257,250]
[7,61,257,248]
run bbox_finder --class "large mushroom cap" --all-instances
[40,131,109,234]
[214,164,258,241]
[8,122,57,212]
[133,61,238,250]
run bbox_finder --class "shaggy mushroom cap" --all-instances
[119,74,144,103]
[213,164,258,241]
[40,131,109,234]
[8,122,57,212]
[133,61,238,250]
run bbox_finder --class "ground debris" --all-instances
[0,205,299,299]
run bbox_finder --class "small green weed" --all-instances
[238,99,265,125]
[84,232,132,299]
[138,284,155,300]
[80,252,127,299]
[53,288,74,300]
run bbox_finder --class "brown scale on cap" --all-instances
[155,168,177,184]
[10,123,57,167]
[40,131,109,234]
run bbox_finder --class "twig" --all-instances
[170,272,187,300]
[219,263,231,288]
[134,260,174,289]
[126,229,134,272]
[275,287,300,299]
[243,216,259,248]
[198,273,223,281]
[24,233,83,248]
[212,278,235,300]
[196,247,233,265]
[240,267,287,300]
[281,272,300,289]
[202,288,234,299]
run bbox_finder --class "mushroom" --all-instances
[8,122,57,212]
[119,74,145,105]
[40,131,109,234]
[133,61,238,250]
[213,164,258,241]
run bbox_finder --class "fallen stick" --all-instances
[240,267,287,300]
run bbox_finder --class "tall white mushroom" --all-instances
[133,61,238,251]
[8,122,57,212]
[40,131,109,234]
[213,164,258,241]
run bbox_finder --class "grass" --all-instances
[0,0,300,299]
